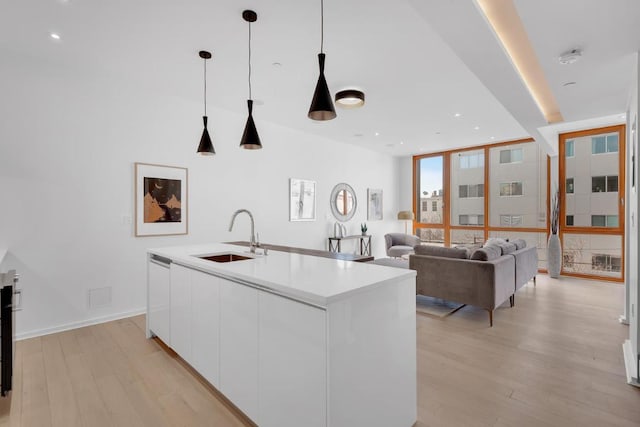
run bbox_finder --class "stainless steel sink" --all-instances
[197,253,254,263]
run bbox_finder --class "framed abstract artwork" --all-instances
[367,188,383,221]
[135,162,188,236]
[290,178,316,221]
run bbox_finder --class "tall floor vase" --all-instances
[547,233,562,278]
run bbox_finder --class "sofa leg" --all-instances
[533,276,537,286]
[510,295,514,307]
[488,310,493,327]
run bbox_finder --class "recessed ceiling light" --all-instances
[490,136,495,140]
[385,143,394,148]
[474,126,480,130]
[563,81,577,87]
[435,131,441,135]
[272,62,282,67]
[454,113,462,118]
[400,141,404,145]
[50,33,61,40]
[374,132,380,136]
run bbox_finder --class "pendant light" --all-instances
[196,50,215,155]
[308,0,336,121]
[240,10,262,150]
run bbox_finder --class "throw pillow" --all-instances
[414,245,468,259]
[470,245,502,261]
[494,241,517,255]
[484,237,508,247]
[512,238,527,250]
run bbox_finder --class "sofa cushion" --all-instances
[414,245,468,259]
[484,237,508,247]
[494,241,517,255]
[470,245,502,261]
[388,246,414,257]
[512,238,527,250]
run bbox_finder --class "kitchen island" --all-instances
[147,243,417,427]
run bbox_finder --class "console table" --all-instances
[328,235,372,257]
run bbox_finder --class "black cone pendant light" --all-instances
[240,10,262,150]
[197,50,215,155]
[308,0,336,121]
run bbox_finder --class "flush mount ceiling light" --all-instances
[308,0,336,121]
[335,89,365,108]
[240,10,262,150]
[196,50,215,156]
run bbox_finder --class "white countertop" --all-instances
[149,243,415,307]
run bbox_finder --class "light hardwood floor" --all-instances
[0,274,638,426]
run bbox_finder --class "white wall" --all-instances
[0,50,402,339]
[627,52,639,365]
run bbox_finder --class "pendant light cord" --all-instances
[203,58,207,116]
[248,21,253,100]
[320,0,324,53]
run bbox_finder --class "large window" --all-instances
[414,140,548,269]
[561,125,625,280]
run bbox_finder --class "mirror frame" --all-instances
[330,183,357,222]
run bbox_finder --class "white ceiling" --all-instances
[1,0,637,157]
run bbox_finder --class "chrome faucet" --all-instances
[229,209,257,253]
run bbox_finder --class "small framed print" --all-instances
[135,162,188,236]
[367,188,383,221]
[290,178,316,221]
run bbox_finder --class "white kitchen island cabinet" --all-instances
[147,243,417,427]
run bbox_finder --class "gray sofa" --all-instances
[384,233,421,258]
[409,245,515,326]
[511,244,538,305]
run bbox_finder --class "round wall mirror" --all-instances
[330,183,357,222]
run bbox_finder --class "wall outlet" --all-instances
[88,287,112,309]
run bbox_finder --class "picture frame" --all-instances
[367,188,383,221]
[289,178,316,221]
[135,162,188,236]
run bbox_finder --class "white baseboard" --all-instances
[622,340,640,387]
[16,308,146,341]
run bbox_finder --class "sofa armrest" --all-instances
[409,254,514,311]
[512,246,538,291]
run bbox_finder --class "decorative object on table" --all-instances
[335,89,365,108]
[135,163,188,237]
[330,183,357,221]
[196,50,215,155]
[239,10,262,149]
[397,210,415,234]
[367,188,383,221]
[308,0,336,121]
[547,189,561,278]
[289,178,316,221]
[360,223,368,235]
[333,222,347,238]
